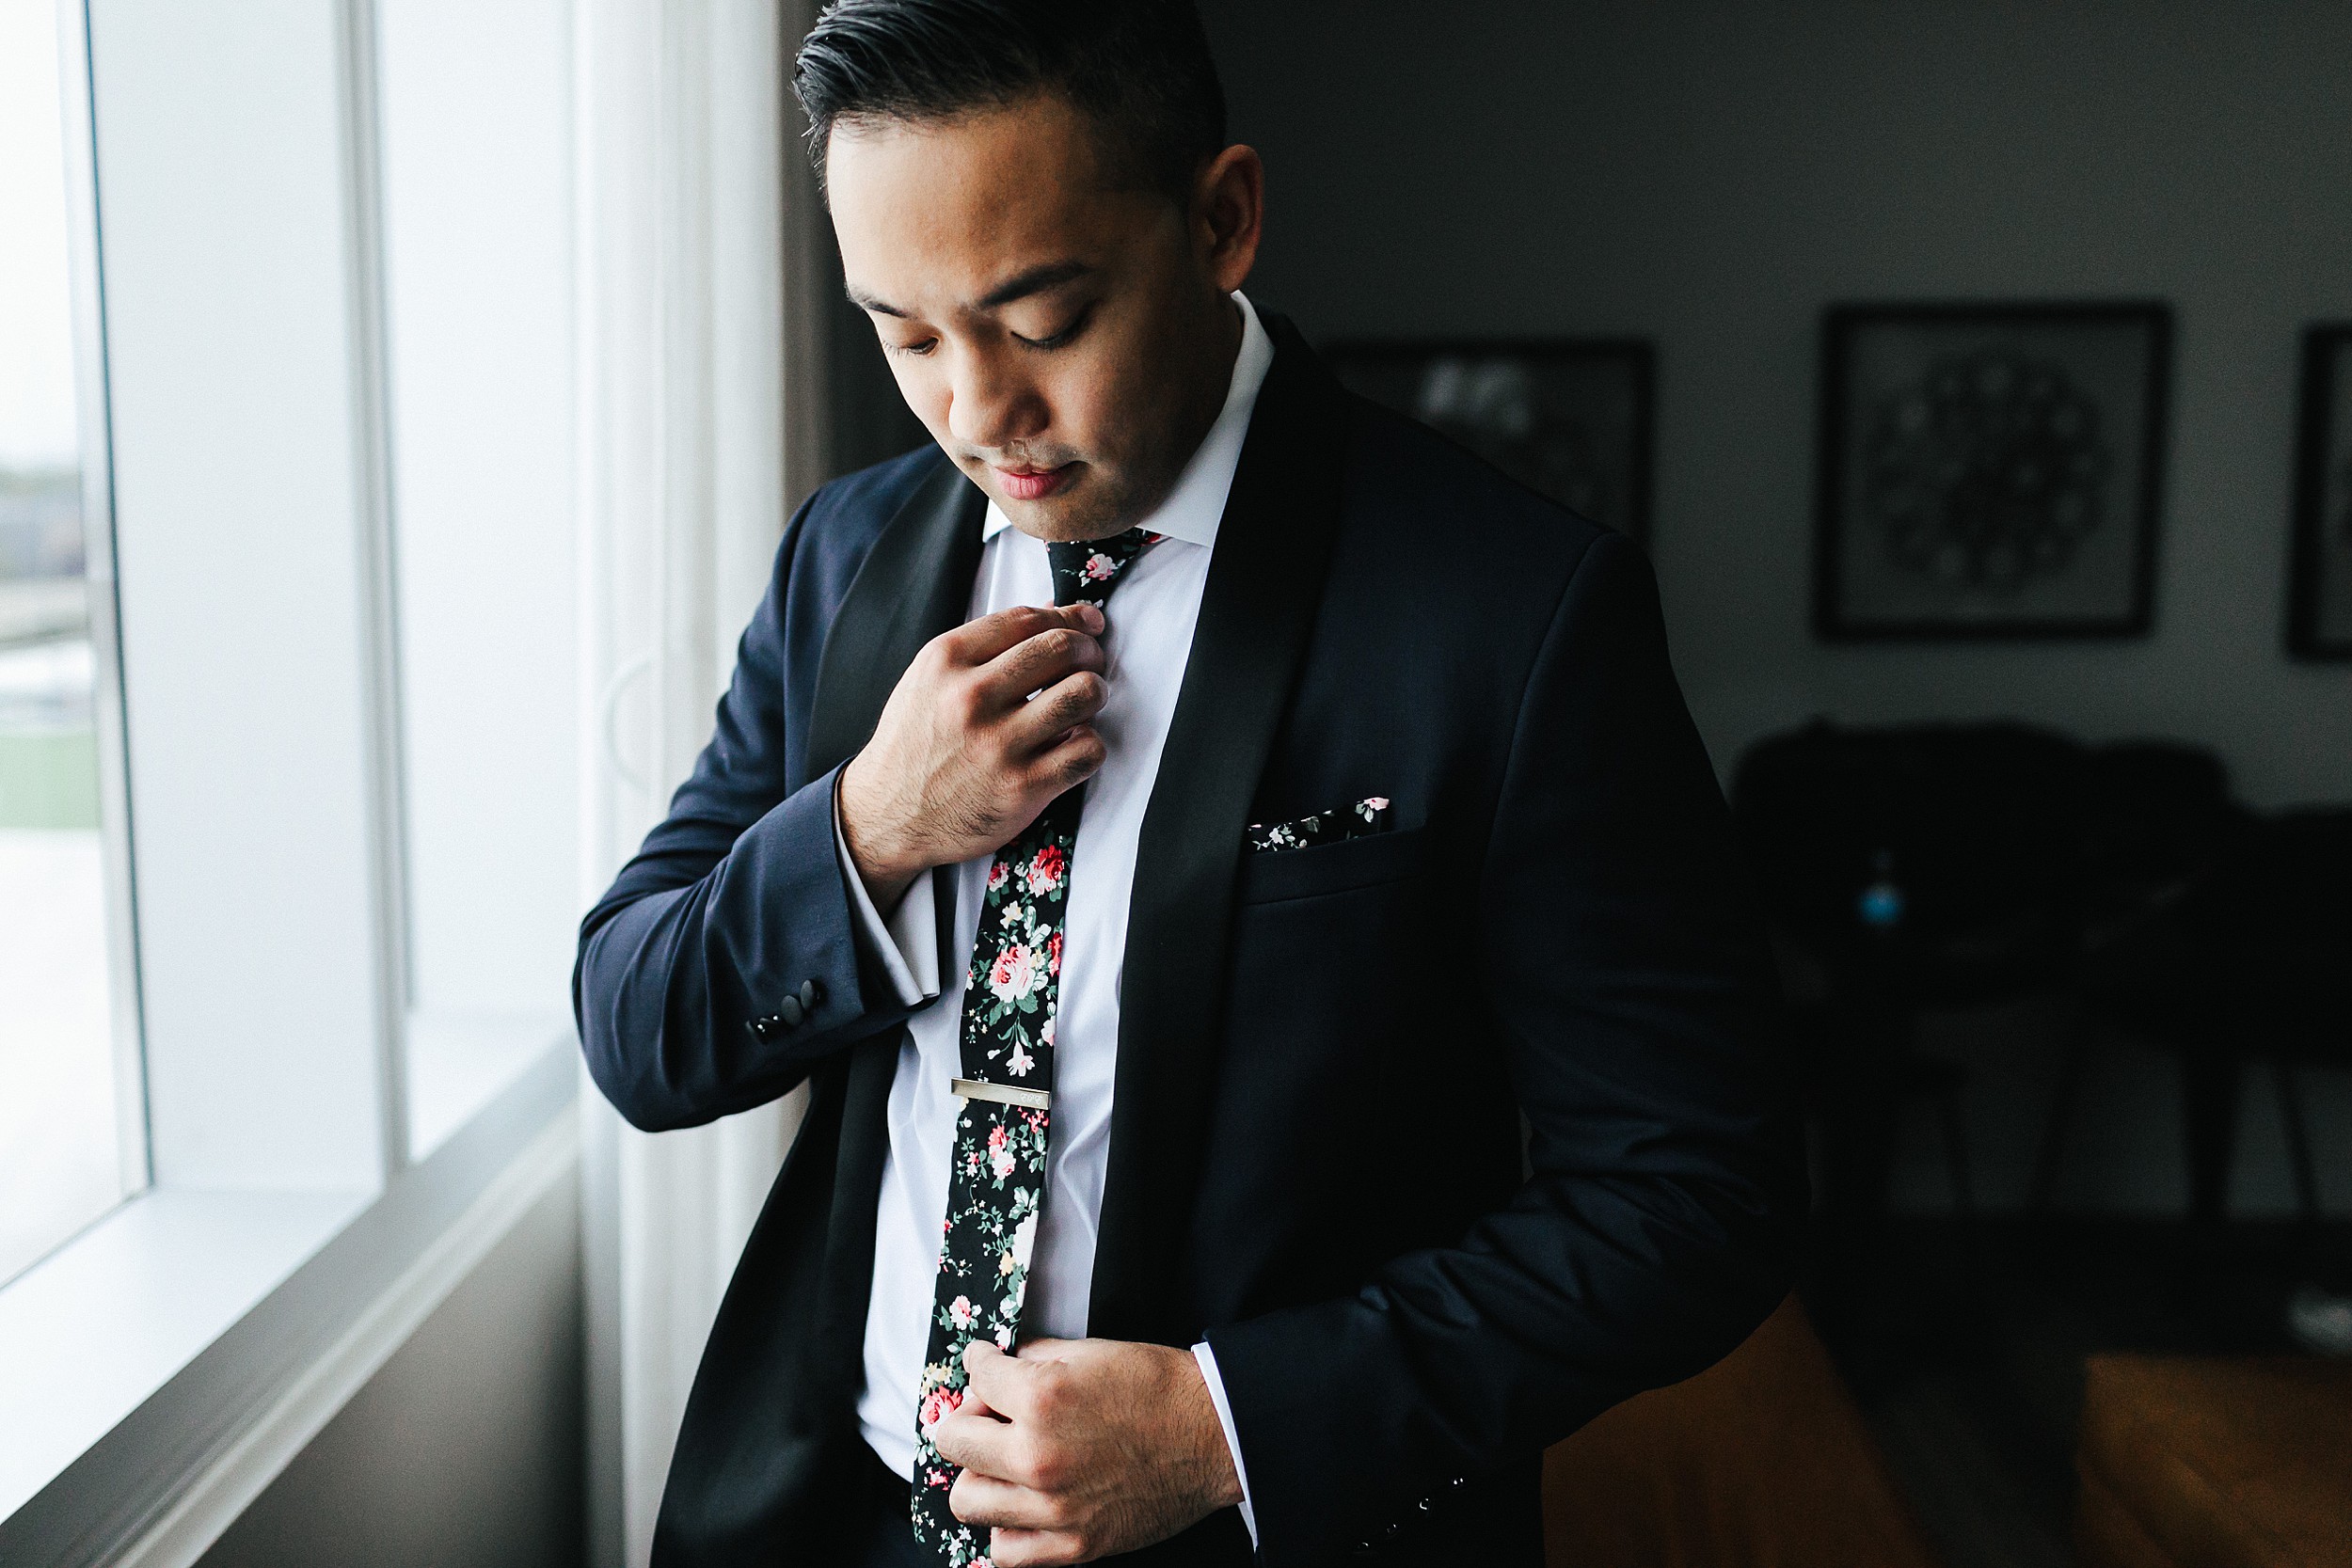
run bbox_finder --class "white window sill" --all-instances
[407,1007,575,1160]
[0,1186,370,1525]
[0,1034,578,1568]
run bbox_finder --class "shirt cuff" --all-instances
[831,779,938,1009]
[1190,1340,1257,1549]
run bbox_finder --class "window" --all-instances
[375,0,580,1159]
[0,4,584,1550]
[0,0,141,1289]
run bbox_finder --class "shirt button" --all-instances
[777,994,805,1027]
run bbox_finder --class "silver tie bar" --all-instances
[952,1077,1052,1111]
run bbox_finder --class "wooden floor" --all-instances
[1811,1218,2352,1568]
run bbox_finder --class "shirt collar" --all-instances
[981,290,1274,549]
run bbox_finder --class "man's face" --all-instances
[828,94,1248,542]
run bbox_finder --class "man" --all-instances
[576,2,1804,1564]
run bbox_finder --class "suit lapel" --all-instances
[804,455,987,782]
[802,454,983,1400]
[1088,319,1354,1344]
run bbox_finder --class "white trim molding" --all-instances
[107,1114,579,1568]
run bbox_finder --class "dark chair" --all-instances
[2028,740,2242,1211]
[2055,808,2352,1226]
[1734,720,2090,1232]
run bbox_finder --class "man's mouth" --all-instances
[992,463,1076,502]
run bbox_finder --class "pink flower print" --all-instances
[1084,551,1117,581]
[987,1122,1015,1180]
[1365,796,1390,811]
[988,942,1039,1004]
[1025,843,1065,896]
[994,1321,1015,1349]
[1046,931,1062,976]
[949,1294,975,1330]
[919,1385,962,1433]
[1041,1016,1055,1049]
[986,861,1008,893]
[1007,1041,1034,1077]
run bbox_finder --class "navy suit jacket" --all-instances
[576,318,1805,1567]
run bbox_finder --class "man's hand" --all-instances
[930,1338,1243,1566]
[839,604,1109,910]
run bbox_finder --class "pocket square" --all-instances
[1246,796,1391,854]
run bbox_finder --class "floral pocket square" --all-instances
[1246,796,1391,854]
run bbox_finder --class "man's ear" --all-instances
[1193,144,1263,294]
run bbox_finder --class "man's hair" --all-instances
[793,0,1227,201]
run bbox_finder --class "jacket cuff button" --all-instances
[799,977,821,1011]
[776,994,805,1027]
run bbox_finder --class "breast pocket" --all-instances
[1235,825,1428,905]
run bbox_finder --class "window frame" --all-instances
[0,2,582,1560]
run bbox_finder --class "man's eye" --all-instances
[1014,309,1091,351]
[890,337,940,357]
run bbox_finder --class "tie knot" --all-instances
[1045,529,1160,608]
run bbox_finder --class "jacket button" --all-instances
[798,977,820,1011]
[747,1017,773,1040]
[777,994,805,1027]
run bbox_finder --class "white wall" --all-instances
[194,1178,583,1568]
[1199,0,2352,1214]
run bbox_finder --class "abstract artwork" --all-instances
[2288,325,2352,659]
[1814,303,2170,639]
[1327,340,1654,545]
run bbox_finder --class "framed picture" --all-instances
[1327,339,1654,545]
[1814,302,2171,640]
[2288,325,2352,659]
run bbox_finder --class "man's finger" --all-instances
[946,1468,1061,1530]
[1003,673,1108,757]
[941,604,1101,669]
[930,1401,1022,1477]
[983,1527,1087,1568]
[961,1339,1040,1420]
[981,627,1105,715]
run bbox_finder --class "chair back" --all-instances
[1732,720,2086,1006]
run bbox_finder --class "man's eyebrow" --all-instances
[845,260,1095,321]
[845,284,907,318]
[975,260,1094,310]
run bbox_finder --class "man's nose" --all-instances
[945,347,1045,453]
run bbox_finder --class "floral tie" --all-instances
[911,527,1160,1564]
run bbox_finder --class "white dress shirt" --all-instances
[842,293,1272,1540]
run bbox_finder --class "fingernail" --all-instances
[1079,604,1104,631]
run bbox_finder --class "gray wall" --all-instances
[1198,0,2352,1213]
[1200,0,2352,809]
[198,1179,583,1568]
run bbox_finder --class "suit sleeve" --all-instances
[572,499,933,1132]
[1206,531,1806,1564]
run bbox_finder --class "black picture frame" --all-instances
[2288,325,2352,660]
[1325,338,1655,546]
[1814,301,2171,641]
